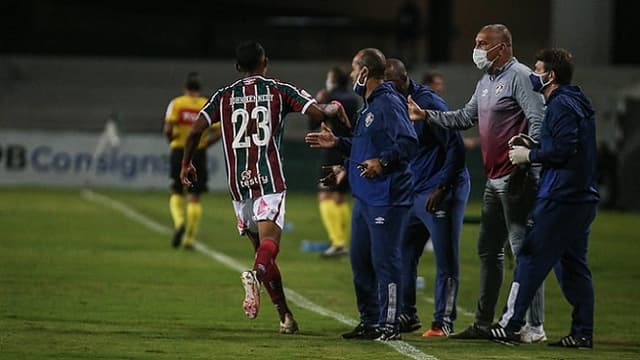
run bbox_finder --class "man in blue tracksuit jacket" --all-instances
[385,59,471,337]
[305,48,418,341]
[489,49,599,349]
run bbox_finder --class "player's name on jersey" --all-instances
[230,94,274,105]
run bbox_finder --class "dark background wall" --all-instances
[3,0,636,64]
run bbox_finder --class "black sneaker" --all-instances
[172,224,186,248]
[342,322,379,340]
[488,323,521,345]
[548,335,593,349]
[398,313,422,333]
[449,323,490,339]
[374,325,401,341]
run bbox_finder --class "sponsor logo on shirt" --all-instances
[240,169,269,188]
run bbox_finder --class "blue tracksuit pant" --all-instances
[350,198,409,327]
[402,175,470,327]
[499,199,597,338]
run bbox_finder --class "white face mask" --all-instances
[472,43,501,71]
[325,79,336,92]
[352,67,368,97]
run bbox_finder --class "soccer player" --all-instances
[407,24,547,342]
[314,66,361,258]
[489,48,599,349]
[164,72,221,249]
[306,48,418,341]
[384,59,470,337]
[180,41,348,334]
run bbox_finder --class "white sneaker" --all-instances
[241,270,260,319]
[279,313,299,334]
[520,324,547,343]
[321,245,348,258]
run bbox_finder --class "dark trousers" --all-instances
[350,199,409,327]
[500,199,597,338]
[401,174,470,327]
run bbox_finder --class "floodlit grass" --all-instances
[1,188,639,359]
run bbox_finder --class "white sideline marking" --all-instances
[81,189,438,360]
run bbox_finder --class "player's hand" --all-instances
[315,89,329,103]
[509,146,531,165]
[426,187,447,212]
[320,165,346,187]
[329,100,351,129]
[180,161,197,186]
[407,95,428,121]
[359,158,382,178]
[305,122,338,148]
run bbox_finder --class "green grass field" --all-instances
[1,188,639,359]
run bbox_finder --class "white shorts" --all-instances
[232,191,286,235]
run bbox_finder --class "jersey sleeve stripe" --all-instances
[199,110,213,126]
[301,98,317,115]
[276,81,310,99]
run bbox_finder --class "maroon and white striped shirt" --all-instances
[200,75,315,201]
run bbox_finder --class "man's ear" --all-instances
[548,70,556,83]
[361,66,369,77]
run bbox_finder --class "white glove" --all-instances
[509,146,531,165]
[508,133,538,149]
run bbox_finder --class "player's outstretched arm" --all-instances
[180,114,209,186]
[305,101,350,128]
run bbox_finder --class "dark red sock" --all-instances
[253,238,279,280]
[262,259,291,322]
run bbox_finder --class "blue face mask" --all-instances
[529,72,552,93]
[352,67,368,98]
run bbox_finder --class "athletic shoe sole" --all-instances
[241,270,260,319]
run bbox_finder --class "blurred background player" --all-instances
[314,66,361,258]
[421,71,445,96]
[164,72,221,249]
[180,41,348,334]
[385,59,470,337]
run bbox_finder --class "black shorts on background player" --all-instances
[170,148,208,194]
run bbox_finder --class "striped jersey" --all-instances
[165,94,220,149]
[200,75,316,201]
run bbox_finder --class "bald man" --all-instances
[385,59,470,337]
[306,48,418,341]
[407,24,546,342]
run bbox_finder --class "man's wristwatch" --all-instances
[379,157,391,172]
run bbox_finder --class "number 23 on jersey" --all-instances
[231,106,271,149]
